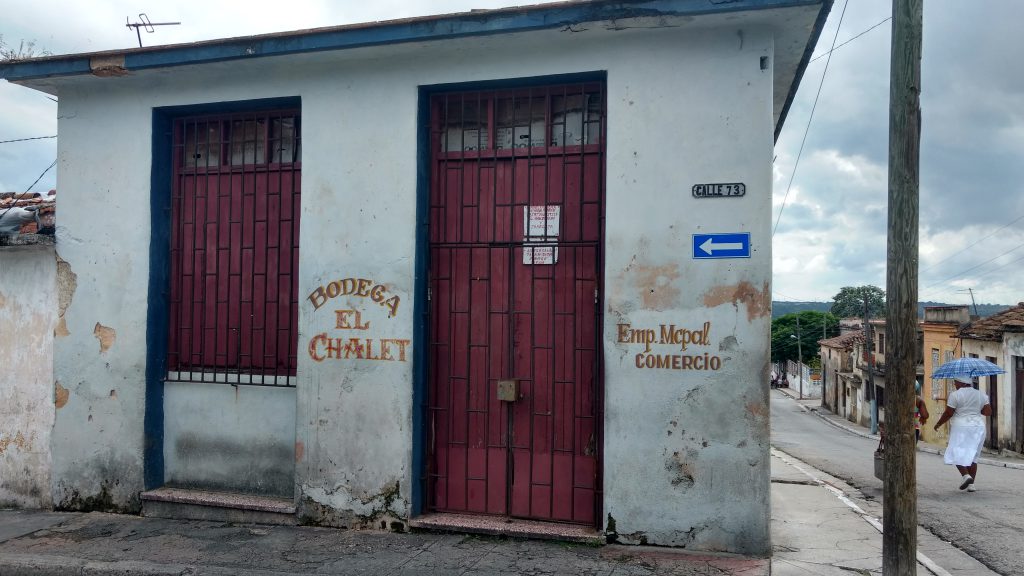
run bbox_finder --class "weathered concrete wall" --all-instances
[600,28,774,553]
[51,17,781,552]
[0,246,55,508]
[1005,334,1024,451]
[164,382,295,497]
[963,338,1014,450]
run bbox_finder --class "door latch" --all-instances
[497,379,518,402]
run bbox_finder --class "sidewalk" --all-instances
[0,445,998,576]
[775,386,1024,471]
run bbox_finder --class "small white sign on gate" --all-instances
[524,205,560,238]
[523,205,560,265]
[523,245,558,265]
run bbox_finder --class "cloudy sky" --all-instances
[2,0,1023,306]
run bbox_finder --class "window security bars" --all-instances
[167,110,301,386]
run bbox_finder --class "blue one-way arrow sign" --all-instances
[692,233,751,259]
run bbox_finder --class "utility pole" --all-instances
[796,315,803,400]
[884,1,922,574]
[863,297,877,435]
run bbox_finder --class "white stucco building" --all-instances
[0,0,831,555]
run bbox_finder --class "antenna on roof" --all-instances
[126,14,181,48]
[957,288,979,317]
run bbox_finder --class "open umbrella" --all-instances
[931,357,1005,380]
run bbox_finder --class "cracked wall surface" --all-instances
[0,247,56,508]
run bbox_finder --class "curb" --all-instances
[777,391,1024,471]
[0,553,305,576]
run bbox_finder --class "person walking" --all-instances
[932,376,991,492]
[914,381,929,443]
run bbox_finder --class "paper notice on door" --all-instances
[524,205,560,239]
[523,245,558,265]
[523,205,560,265]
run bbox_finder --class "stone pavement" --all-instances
[0,431,1000,575]
[776,386,1024,471]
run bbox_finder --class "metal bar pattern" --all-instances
[428,83,605,525]
[167,110,301,386]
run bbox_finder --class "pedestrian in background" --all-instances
[932,376,991,492]
[914,381,929,443]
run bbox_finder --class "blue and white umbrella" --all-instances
[931,357,1005,380]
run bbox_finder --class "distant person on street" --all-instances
[914,381,929,443]
[933,376,991,492]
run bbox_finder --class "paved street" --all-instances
[770,390,1024,576]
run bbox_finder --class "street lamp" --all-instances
[790,316,803,399]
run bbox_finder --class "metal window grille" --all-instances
[167,110,301,386]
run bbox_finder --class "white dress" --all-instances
[943,387,990,467]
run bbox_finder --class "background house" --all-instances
[956,303,1024,453]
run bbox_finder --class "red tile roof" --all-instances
[957,303,1024,341]
[819,331,864,349]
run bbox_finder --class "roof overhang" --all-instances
[0,0,831,140]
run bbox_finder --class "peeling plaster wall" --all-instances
[50,14,785,551]
[0,246,56,508]
[601,30,775,554]
[963,338,1015,450]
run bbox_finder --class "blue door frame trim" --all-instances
[145,96,302,490]
[411,71,606,517]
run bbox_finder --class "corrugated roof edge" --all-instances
[0,0,830,139]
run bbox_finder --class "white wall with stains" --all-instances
[47,15,781,552]
[0,246,55,508]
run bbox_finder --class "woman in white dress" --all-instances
[932,376,991,492]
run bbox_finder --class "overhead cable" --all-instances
[772,0,850,238]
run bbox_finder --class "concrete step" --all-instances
[409,512,603,545]
[141,487,297,525]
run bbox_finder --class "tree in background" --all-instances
[771,311,839,365]
[830,285,885,319]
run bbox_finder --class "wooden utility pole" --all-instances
[884,1,922,574]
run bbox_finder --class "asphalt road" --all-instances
[770,390,1024,576]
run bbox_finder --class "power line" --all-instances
[919,212,1024,274]
[0,135,57,145]
[920,240,1024,292]
[23,159,56,193]
[921,252,1024,300]
[808,17,892,63]
[773,0,850,237]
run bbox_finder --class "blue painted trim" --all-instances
[144,97,301,491]
[2,0,824,82]
[144,109,172,490]
[410,89,431,517]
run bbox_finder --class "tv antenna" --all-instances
[126,14,181,48]
[957,288,979,317]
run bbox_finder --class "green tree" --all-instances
[830,285,885,319]
[771,311,839,365]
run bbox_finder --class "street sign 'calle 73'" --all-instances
[692,233,751,259]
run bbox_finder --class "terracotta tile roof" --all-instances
[0,190,56,235]
[819,331,864,349]
[957,303,1024,341]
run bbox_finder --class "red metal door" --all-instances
[428,85,604,524]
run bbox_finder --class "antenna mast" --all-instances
[126,14,181,48]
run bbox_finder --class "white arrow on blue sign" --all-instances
[692,233,751,259]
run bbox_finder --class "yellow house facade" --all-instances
[920,306,970,445]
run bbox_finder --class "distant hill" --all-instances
[772,301,1013,319]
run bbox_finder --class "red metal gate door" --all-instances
[428,85,604,524]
